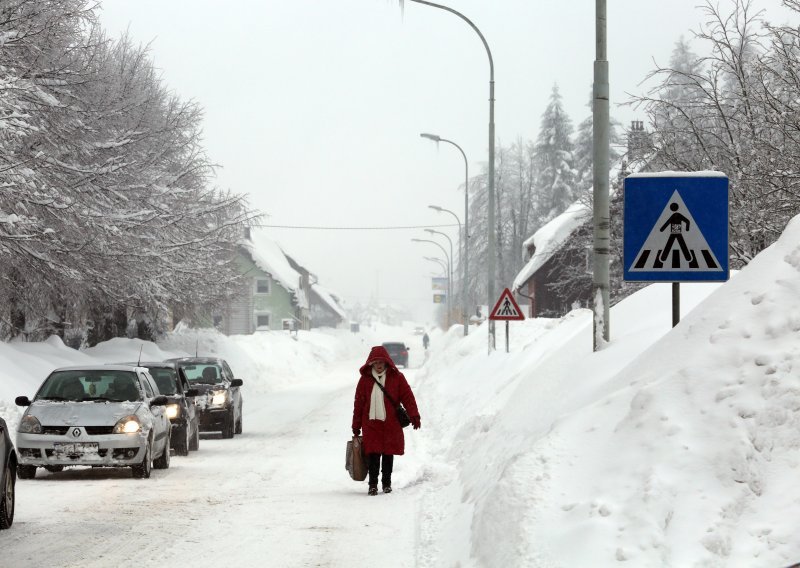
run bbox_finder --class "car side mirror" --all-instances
[185,389,200,397]
[150,395,168,407]
[230,379,243,388]
[15,396,31,407]
[406,346,411,350]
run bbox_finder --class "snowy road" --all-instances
[4,358,423,568]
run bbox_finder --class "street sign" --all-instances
[489,288,525,321]
[624,173,729,282]
[433,294,446,304]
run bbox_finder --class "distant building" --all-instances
[309,283,347,329]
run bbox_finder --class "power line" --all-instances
[256,223,459,231]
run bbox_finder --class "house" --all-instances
[512,200,593,318]
[214,229,309,334]
[309,283,347,329]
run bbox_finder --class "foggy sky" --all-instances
[98,0,783,322]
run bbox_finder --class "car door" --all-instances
[139,373,168,452]
[221,361,241,421]
[177,368,198,431]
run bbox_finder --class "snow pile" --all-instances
[412,214,800,566]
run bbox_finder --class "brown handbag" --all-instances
[346,435,367,481]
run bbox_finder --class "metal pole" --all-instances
[412,238,451,329]
[406,0,494,351]
[422,137,470,338]
[424,229,454,330]
[672,282,680,327]
[592,0,610,350]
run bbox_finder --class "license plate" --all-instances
[53,442,99,455]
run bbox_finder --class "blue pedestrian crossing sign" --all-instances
[623,173,729,282]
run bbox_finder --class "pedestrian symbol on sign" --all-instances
[629,190,722,273]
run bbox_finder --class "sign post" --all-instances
[489,288,525,352]
[623,172,729,326]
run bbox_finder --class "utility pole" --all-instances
[593,0,610,350]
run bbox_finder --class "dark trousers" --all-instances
[367,453,394,487]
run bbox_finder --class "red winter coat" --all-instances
[352,346,420,456]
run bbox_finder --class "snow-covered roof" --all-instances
[241,229,302,296]
[513,199,591,291]
[311,283,347,320]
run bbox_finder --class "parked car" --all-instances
[14,365,171,479]
[164,357,243,439]
[381,342,410,368]
[0,416,16,529]
[118,361,200,456]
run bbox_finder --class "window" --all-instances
[140,374,155,398]
[256,314,270,329]
[255,278,270,294]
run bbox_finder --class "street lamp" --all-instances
[424,228,454,329]
[411,237,451,328]
[423,132,470,338]
[404,0,495,352]
[423,255,448,275]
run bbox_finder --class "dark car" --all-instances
[0,416,16,529]
[119,361,201,456]
[163,357,243,439]
[381,342,410,368]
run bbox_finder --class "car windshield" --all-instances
[383,343,404,352]
[36,370,141,402]
[148,368,178,395]
[181,364,224,385]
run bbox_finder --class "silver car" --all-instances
[14,365,171,479]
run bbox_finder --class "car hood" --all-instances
[27,401,142,426]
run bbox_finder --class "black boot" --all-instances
[381,454,394,493]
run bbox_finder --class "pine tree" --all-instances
[533,84,576,222]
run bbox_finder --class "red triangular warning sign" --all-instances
[489,288,525,321]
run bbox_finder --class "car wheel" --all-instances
[44,465,64,473]
[235,405,243,435]
[153,431,171,470]
[132,442,152,479]
[221,410,234,439]
[0,461,15,529]
[174,426,189,457]
[17,465,36,480]
[188,423,200,451]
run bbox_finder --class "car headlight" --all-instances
[210,390,228,406]
[19,415,42,434]
[165,404,180,420]
[113,415,141,434]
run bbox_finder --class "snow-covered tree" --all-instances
[533,84,576,222]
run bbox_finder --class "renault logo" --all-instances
[72,428,81,438]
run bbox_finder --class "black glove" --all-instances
[352,427,360,436]
[411,416,421,430]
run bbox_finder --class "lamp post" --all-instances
[423,255,448,276]
[424,228,454,329]
[423,132,469,337]
[405,0,495,352]
[411,237,451,328]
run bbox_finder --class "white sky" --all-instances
[98,0,786,319]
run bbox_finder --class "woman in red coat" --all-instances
[352,345,420,495]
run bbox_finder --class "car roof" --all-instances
[115,361,179,369]
[53,364,143,372]
[164,357,226,365]
[381,342,406,347]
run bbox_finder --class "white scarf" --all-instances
[369,368,387,421]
